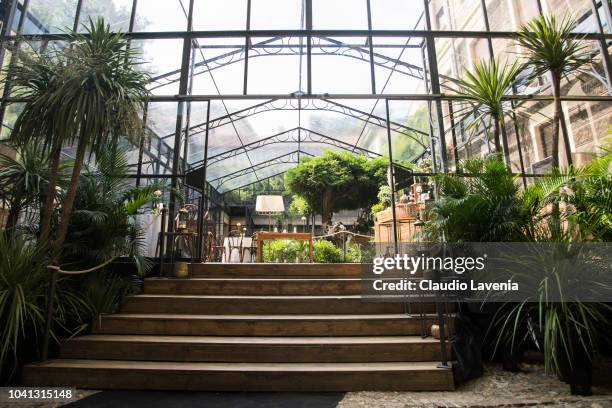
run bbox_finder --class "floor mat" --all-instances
[63,390,345,408]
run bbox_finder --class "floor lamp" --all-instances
[255,195,285,232]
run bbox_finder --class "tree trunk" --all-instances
[550,72,562,170]
[321,188,334,228]
[39,145,61,245]
[51,135,88,261]
[493,117,502,154]
[4,189,23,233]
[499,117,512,170]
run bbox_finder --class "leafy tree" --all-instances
[284,151,387,226]
[288,195,311,217]
[515,14,591,169]
[9,18,150,263]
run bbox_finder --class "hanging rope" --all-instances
[47,256,118,275]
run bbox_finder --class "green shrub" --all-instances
[313,239,344,263]
[371,202,387,214]
[262,240,309,263]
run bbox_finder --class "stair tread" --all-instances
[147,278,362,282]
[103,313,436,320]
[68,334,442,344]
[30,359,450,372]
[130,294,438,300]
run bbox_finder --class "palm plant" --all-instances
[515,14,592,169]
[447,59,522,163]
[9,18,150,261]
[7,43,67,242]
[424,156,529,242]
[0,233,88,377]
[0,143,71,234]
[62,145,163,275]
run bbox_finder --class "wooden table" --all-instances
[256,232,314,263]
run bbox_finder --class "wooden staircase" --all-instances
[23,263,454,391]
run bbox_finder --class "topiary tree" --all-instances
[284,151,387,226]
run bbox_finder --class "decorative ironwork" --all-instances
[149,36,425,92]
[200,127,385,168]
[167,99,428,152]
[211,150,313,190]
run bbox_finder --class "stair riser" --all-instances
[92,317,438,336]
[61,341,450,363]
[144,280,362,296]
[23,366,454,391]
[121,297,439,315]
[190,263,366,278]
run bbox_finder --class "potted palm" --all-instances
[489,153,612,395]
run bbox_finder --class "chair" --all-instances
[209,232,226,262]
[227,230,244,263]
[242,232,258,263]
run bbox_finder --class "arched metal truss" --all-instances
[202,126,385,168]
[208,150,313,191]
[169,98,429,148]
[150,36,425,92]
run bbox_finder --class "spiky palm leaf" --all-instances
[515,14,592,81]
[446,59,521,153]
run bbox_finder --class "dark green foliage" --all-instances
[425,156,529,242]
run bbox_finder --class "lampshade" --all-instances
[255,195,285,214]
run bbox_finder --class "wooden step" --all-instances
[92,313,441,336]
[145,278,363,296]
[61,334,451,363]
[121,294,440,315]
[189,263,366,278]
[23,359,454,391]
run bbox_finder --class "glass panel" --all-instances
[247,37,306,94]
[193,0,247,31]
[23,0,78,34]
[428,0,486,31]
[134,0,187,32]
[386,100,431,164]
[251,0,303,30]
[132,39,183,95]
[486,0,540,31]
[564,100,611,165]
[312,37,372,94]
[372,37,426,95]
[78,0,132,32]
[370,0,425,30]
[541,0,597,33]
[511,99,556,173]
[184,101,210,165]
[436,37,491,89]
[143,102,179,176]
[190,38,245,95]
[1,103,23,141]
[312,0,368,29]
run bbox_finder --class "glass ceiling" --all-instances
[5,0,612,194]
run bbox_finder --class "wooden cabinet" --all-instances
[374,203,423,243]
